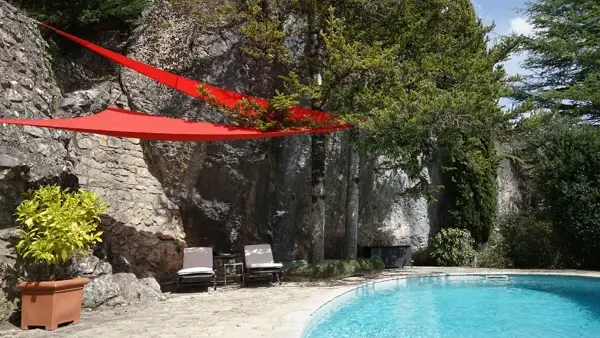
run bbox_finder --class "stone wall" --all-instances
[72,134,186,279]
[0,0,169,320]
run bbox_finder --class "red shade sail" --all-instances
[41,24,338,124]
[0,23,349,141]
[0,107,344,142]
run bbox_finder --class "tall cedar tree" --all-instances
[515,0,600,119]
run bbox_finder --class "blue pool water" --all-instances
[303,275,600,338]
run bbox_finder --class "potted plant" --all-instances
[14,184,106,330]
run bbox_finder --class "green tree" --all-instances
[515,0,600,118]
[533,124,600,269]
[286,0,511,246]
[440,135,498,244]
[191,0,512,260]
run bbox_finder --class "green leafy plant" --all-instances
[14,185,107,280]
[476,230,512,269]
[430,228,476,267]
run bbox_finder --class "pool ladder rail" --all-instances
[485,274,509,280]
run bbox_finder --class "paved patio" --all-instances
[1,267,600,338]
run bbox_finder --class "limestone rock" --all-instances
[71,253,113,277]
[112,272,166,303]
[82,274,124,309]
[75,255,166,309]
[5,88,22,102]
[0,289,18,323]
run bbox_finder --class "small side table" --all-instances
[223,262,244,286]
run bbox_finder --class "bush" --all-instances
[287,258,385,279]
[477,230,512,268]
[478,215,562,269]
[430,228,476,267]
[534,125,600,269]
[501,215,562,268]
[14,185,107,280]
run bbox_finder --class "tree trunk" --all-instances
[305,2,328,264]
[344,132,360,259]
[310,133,327,264]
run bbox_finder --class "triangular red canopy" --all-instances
[0,107,343,141]
[40,24,336,124]
[0,23,349,141]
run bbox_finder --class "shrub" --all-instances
[478,215,562,269]
[477,230,512,268]
[430,228,476,267]
[501,215,562,268]
[534,125,600,269]
[14,185,107,280]
[287,258,385,279]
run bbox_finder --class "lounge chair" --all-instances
[243,244,283,286]
[177,247,217,290]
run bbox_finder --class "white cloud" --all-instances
[508,17,533,36]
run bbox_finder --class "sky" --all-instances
[472,0,533,77]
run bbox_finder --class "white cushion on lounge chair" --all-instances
[177,267,214,275]
[248,262,283,269]
[244,244,283,268]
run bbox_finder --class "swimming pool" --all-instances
[303,275,600,338]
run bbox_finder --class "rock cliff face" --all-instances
[117,0,444,261]
[0,0,524,319]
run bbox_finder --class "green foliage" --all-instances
[287,258,384,279]
[240,1,290,63]
[197,84,327,131]
[504,0,600,270]
[513,0,600,118]
[430,228,476,267]
[284,1,511,186]
[479,215,562,269]
[533,124,600,269]
[14,185,107,276]
[198,0,511,204]
[11,0,148,29]
[477,230,512,269]
[441,135,498,243]
[501,215,562,269]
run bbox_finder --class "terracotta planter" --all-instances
[18,277,89,330]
